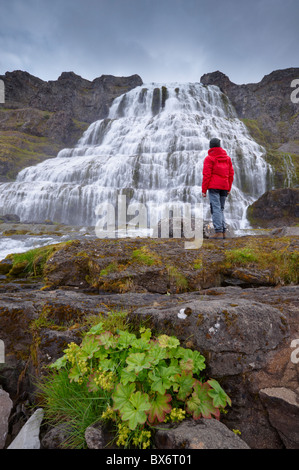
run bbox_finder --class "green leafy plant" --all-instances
[44,322,231,449]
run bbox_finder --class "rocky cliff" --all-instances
[0,71,142,181]
[200,68,299,187]
[247,188,299,228]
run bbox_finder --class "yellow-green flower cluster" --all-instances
[93,370,115,391]
[64,342,80,365]
[77,358,89,375]
[116,423,130,447]
[132,430,151,449]
[168,408,186,423]
[101,406,115,421]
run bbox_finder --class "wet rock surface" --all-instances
[247,188,299,228]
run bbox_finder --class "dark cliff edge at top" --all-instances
[0,70,143,181]
[1,70,143,124]
[201,68,299,188]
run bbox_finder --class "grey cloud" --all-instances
[0,0,298,84]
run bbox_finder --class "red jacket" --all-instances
[202,147,234,194]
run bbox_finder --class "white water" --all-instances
[0,235,58,261]
[0,82,272,230]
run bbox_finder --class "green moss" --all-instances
[221,93,230,113]
[100,262,118,276]
[6,241,74,278]
[225,247,259,265]
[241,118,269,147]
[193,258,202,270]
[221,238,299,284]
[241,118,299,187]
[0,131,59,180]
[131,246,161,266]
[167,265,188,292]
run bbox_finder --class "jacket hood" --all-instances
[208,147,229,160]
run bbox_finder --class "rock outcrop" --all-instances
[2,71,143,124]
[247,188,299,227]
[200,68,299,187]
[0,70,142,180]
[259,387,299,449]
[7,408,44,449]
[153,418,250,449]
[0,388,13,448]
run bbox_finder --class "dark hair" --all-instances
[209,138,221,148]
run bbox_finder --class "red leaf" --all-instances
[147,393,172,424]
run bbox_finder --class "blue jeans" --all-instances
[208,189,228,233]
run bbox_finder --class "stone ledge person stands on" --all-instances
[202,138,234,239]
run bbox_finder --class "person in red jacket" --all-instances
[202,138,234,239]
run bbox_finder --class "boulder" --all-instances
[129,295,289,377]
[259,387,299,449]
[154,418,250,449]
[247,188,299,228]
[0,388,13,448]
[41,423,73,449]
[271,226,299,237]
[0,214,20,223]
[85,425,105,449]
[7,408,44,449]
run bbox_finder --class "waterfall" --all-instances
[0,82,272,230]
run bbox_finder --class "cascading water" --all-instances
[0,82,272,231]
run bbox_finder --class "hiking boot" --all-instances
[210,232,223,239]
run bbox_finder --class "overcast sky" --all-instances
[0,0,298,85]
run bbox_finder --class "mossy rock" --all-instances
[9,260,29,276]
[0,258,13,274]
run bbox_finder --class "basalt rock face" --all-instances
[247,188,299,228]
[2,71,143,124]
[200,68,299,187]
[0,71,142,180]
[200,68,299,139]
